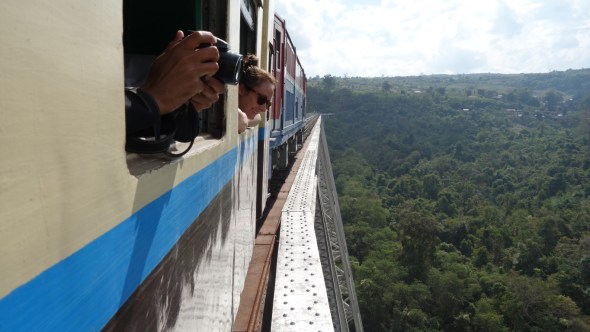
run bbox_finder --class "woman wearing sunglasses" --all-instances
[238,54,275,133]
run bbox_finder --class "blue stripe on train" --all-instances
[0,147,241,331]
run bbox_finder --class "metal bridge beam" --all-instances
[315,122,364,332]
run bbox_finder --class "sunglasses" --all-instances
[247,86,272,108]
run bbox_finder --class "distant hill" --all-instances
[309,68,590,99]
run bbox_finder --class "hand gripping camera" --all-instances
[126,33,244,156]
[188,31,243,85]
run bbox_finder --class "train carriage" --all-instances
[269,14,306,171]
[0,0,307,330]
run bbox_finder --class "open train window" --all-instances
[123,0,228,144]
[275,30,282,71]
[267,42,274,121]
[239,0,258,56]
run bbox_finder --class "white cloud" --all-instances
[275,0,590,77]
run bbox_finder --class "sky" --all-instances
[274,0,590,77]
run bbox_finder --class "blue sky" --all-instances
[275,0,590,77]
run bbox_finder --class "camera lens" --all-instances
[215,51,243,85]
[213,39,243,85]
[193,35,244,85]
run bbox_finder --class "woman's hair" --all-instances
[240,54,276,88]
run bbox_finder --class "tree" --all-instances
[473,297,508,332]
[397,203,440,281]
[501,276,585,331]
[322,74,336,90]
[421,173,441,199]
[544,90,563,112]
[514,240,543,276]
[437,189,459,217]
[473,246,490,267]
[539,216,561,254]
[382,81,392,93]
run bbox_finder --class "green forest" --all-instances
[309,69,590,331]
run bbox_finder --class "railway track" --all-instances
[234,116,322,331]
[303,113,320,141]
[266,113,320,203]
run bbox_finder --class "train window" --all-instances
[268,43,274,74]
[123,0,228,162]
[239,0,258,55]
[285,47,289,70]
[200,1,228,138]
[275,30,282,71]
[267,42,274,121]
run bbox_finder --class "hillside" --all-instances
[310,68,590,99]
[310,69,590,331]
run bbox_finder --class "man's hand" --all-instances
[190,77,225,111]
[142,30,221,114]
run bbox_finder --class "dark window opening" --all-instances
[275,30,282,71]
[239,0,258,56]
[267,42,274,121]
[239,0,259,122]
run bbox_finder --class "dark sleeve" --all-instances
[125,87,161,135]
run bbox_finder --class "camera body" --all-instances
[187,31,243,85]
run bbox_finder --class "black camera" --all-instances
[187,31,243,85]
[211,39,243,85]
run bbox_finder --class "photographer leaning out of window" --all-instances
[124,30,224,153]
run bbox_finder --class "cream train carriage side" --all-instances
[0,0,290,330]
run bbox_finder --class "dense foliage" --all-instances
[310,69,590,331]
